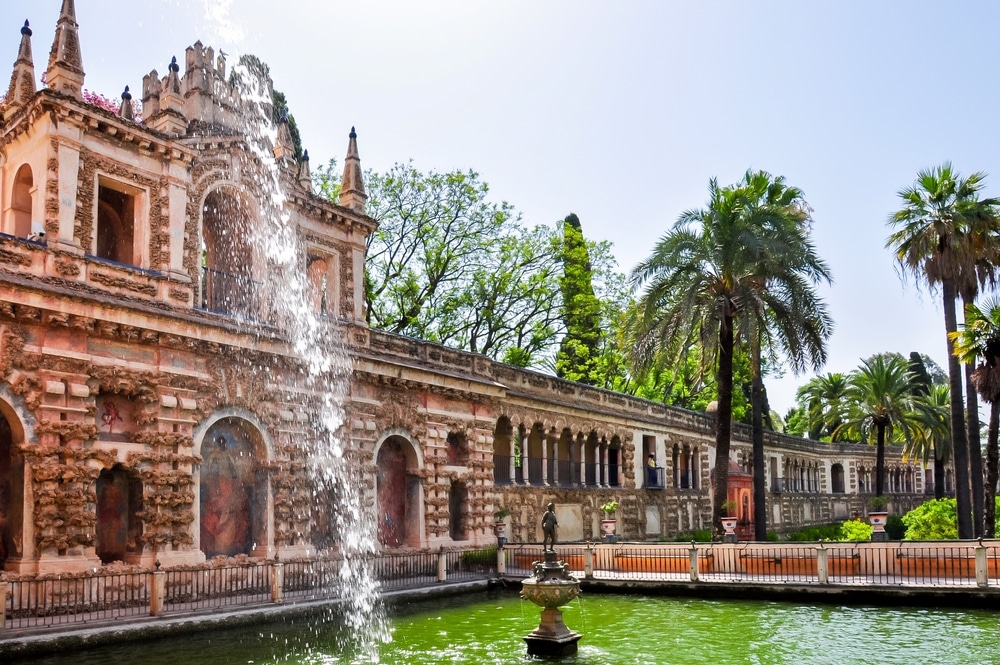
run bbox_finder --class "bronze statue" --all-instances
[541,502,558,551]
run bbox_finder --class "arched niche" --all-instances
[374,432,423,549]
[95,464,143,564]
[197,417,269,558]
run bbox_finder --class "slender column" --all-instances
[520,428,530,486]
[541,429,550,486]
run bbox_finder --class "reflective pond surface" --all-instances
[14,591,1000,664]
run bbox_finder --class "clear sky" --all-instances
[5,0,1000,418]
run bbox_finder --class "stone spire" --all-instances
[46,0,85,99]
[273,108,294,162]
[118,85,133,121]
[298,149,312,192]
[339,127,367,212]
[4,20,36,119]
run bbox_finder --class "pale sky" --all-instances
[5,1,1000,417]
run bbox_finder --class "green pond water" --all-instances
[14,591,1000,665]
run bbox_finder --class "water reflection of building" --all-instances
[0,2,944,575]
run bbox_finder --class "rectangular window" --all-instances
[96,177,146,267]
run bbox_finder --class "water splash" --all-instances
[216,51,388,660]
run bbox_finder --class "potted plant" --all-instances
[493,507,511,538]
[867,496,890,541]
[720,500,739,540]
[600,500,619,541]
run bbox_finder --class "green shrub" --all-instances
[902,499,958,540]
[885,514,906,540]
[673,529,713,542]
[785,523,842,542]
[461,545,497,565]
[838,519,873,542]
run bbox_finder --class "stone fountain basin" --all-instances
[520,577,581,609]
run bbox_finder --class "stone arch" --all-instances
[373,430,423,549]
[10,163,32,238]
[195,414,271,558]
[95,463,143,564]
[199,185,259,316]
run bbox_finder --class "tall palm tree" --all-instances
[835,355,919,497]
[906,384,952,500]
[886,163,1000,538]
[631,171,832,539]
[796,373,849,441]
[952,299,1000,537]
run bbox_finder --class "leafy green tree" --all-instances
[313,161,627,372]
[835,355,920,496]
[631,171,831,539]
[887,163,1000,538]
[556,213,605,385]
[952,299,1000,537]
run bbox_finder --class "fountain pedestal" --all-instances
[520,549,582,657]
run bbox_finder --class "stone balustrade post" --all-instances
[497,544,506,576]
[816,543,829,585]
[584,543,594,580]
[271,561,284,603]
[150,569,165,616]
[438,546,447,583]
[689,542,699,582]
[975,541,988,588]
[0,580,7,633]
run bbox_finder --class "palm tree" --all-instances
[907,352,950,500]
[906,384,952,500]
[796,373,849,441]
[835,355,919,497]
[886,162,1000,538]
[952,299,1000,537]
[631,171,832,539]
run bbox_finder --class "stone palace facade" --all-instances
[0,1,942,575]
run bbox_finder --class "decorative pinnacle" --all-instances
[21,20,31,36]
[302,149,309,161]
[121,85,131,100]
[349,126,356,138]
[169,55,179,72]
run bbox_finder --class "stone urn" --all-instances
[721,516,739,542]
[869,511,889,542]
[520,550,582,657]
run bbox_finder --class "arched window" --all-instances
[831,463,845,493]
[11,164,33,238]
[201,189,256,316]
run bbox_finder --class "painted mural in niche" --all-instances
[200,422,256,557]
[96,394,139,442]
[0,415,11,565]
[96,465,142,564]
[376,438,407,548]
